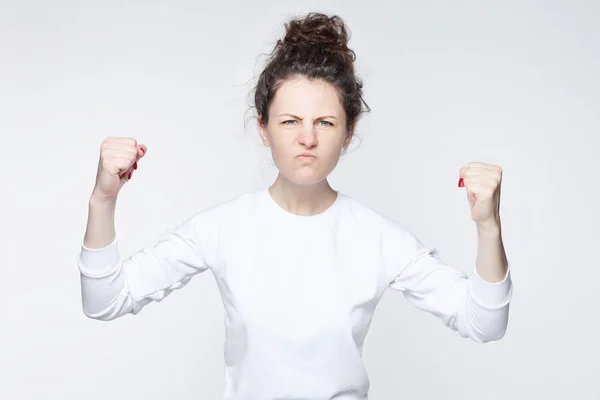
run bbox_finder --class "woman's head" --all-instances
[254,13,368,186]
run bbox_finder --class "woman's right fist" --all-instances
[92,137,147,201]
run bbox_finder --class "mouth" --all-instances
[297,153,316,159]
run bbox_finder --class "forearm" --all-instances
[475,219,509,283]
[459,219,512,342]
[84,193,117,249]
[79,240,132,321]
[78,193,126,320]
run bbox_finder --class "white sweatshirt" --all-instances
[78,189,512,400]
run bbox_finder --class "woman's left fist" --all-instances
[458,162,502,227]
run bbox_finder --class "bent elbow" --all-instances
[470,324,509,344]
[81,298,131,321]
[463,297,511,344]
[82,306,118,321]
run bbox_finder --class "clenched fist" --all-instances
[458,162,502,228]
[92,137,147,201]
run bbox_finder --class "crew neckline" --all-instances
[262,188,343,220]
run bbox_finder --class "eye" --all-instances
[282,120,297,125]
[318,120,334,127]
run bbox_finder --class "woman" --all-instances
[78,12,512,400]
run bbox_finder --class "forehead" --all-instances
[270,77,343,115]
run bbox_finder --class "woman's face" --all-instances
[259,76,353,186]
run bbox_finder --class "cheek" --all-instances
[268,140,296,165]
[270,138,293,154]
[322,133,346,151]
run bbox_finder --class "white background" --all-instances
[1,0,598,399]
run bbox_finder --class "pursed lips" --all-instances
[297,152,316,159]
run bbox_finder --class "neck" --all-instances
[268,174,338,216]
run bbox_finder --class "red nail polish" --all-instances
[133,162,138,170]
[458,177,464,187]
[128,172,132,179]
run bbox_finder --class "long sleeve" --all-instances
[383,218,513,343]
[78,213,217,321]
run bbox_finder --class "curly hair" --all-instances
[254,13,369,133]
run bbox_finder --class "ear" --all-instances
[342,123,355,150]
[258,116,270,147]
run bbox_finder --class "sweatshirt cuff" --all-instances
[78,237,120,277]
[468,267,513,310]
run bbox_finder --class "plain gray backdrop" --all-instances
[1,0,598,399]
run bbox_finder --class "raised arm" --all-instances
[78,138,212,320]
[385,226,512,343]
[385,162,513,343]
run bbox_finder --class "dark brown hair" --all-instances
[254,13,369,133]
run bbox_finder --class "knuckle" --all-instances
[101,160,112,170]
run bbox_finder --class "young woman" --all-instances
[79,12,512,400]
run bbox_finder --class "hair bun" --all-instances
[254,12,368,131]
[281,13,353,61]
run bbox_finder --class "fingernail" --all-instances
[133,162,138,170]
[128,172,132,179]
[458,177,464,187]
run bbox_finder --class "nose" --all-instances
[298,125,317,148]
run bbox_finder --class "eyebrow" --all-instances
[278,113,339,120]
[278,113,302,119]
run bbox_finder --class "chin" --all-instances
[286,169,328,185]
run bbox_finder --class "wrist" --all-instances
[90,188,116,204]
[89,191,117,211]
[476,217,501,235]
